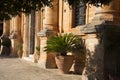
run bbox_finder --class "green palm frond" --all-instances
[44,33,85,56]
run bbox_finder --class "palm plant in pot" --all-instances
[44,33,85,74]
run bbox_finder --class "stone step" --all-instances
[23,54,34,62]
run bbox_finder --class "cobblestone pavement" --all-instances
[0,57,82,80]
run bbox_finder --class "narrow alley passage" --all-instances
[0,57,82,80]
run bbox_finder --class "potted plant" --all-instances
[36,46,40,56]
[44,33,85,74]
[17,43,23,58]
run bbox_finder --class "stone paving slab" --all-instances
[0,57,82,80]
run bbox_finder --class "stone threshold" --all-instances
[22,54,34,62]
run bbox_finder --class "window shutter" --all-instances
[75,1,86,26]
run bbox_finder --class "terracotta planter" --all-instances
[55,55,74,74]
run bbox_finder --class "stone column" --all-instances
[38,37,47,68]
[3,20,10,36]
[44,7,53,31]
[13,15,22,42]
[44,0,58,32]
[95,0,120,25]
[38,0,58,68]
[33,11,41,63]
[59,0,64,33]
[82,34,104,80]
[23,14,29,57]
[62,1,72,32]
[38,36,57,68]
[10,16,21,56]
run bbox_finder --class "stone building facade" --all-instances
[1,0,120,80]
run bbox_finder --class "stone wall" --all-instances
[82,34,104,80]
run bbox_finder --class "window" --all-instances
[74,1,86,26]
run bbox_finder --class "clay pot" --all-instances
[55,55,74,74]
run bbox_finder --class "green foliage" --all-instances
[36,46,40,55]
[0,0,112,20]
[36,46,40,52]
[44,33,85,56]
[0,0,53,20]
[66,0,112,7]
[18,43,23,51]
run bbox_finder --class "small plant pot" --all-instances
[55,55,74,74]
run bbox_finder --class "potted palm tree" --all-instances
[44,33,85,74]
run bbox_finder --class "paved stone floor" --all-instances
[0,57,82,80]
